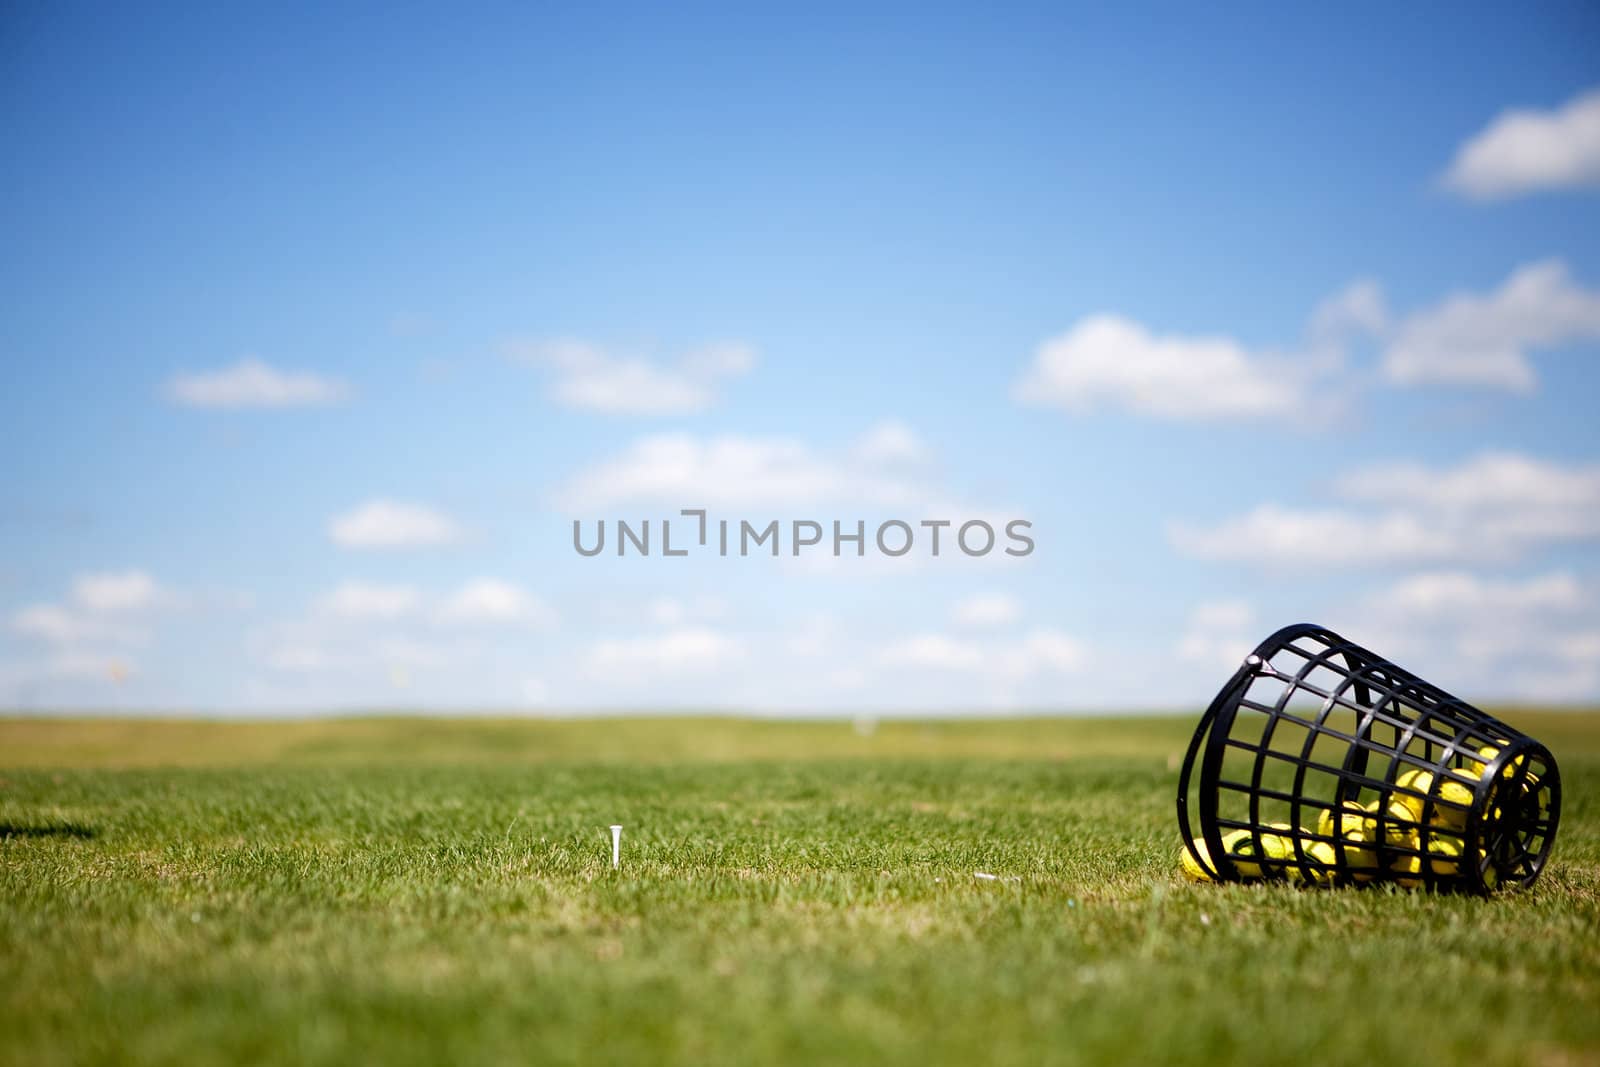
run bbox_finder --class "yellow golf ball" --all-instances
[1301,839,1337,885]
[1478,744,1541,789]
[1315,801,1366,840]
[1179,839,1215,882]
[1394,769,1475,832]
[1392,834,1466,888]
[1220,826,1293,879]
[1362,798,1421,846]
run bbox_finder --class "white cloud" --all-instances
[261,642,335,673]
[583,626,742,677]
[168,358,348,409]
[1188,600,1256,631]
[853,420,929,465]
[71,570,161,613]
[648,598,688,626]
[257,578,547,681]
[879,629,1085,679]
[1017,259,1600,416]
[1171,452,1600,569]
[1369,570,1584,622]
[556,427,933,511]
[315,582,420,621]
[558,426,1029,577]
[9,570,167,647]
[880,633,987,671]
[1442,88,1600,200]
[1011,630,1088,675]
[1170,505,1460,568]
[951,593,1022,628]
[1344,571,1600,702]
[1013,314,1308,421]
[869,628,1085,711]
[507,338,756,415]
[645,595,728,627]
[1381,260,1600,391]
[562,434,834,509]
[680,342,756,378]
[1310,280,1388,341]
[1176,600,1258,671]
[1335,451,1600,543]
[12,603,105,644]
[4,571,168,700]
[438,579,546,626]
[251,617,464,677]
[329,500,462,549]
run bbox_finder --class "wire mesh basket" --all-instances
[1177,623,1560,892]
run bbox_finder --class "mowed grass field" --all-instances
[2,712,1598,1067]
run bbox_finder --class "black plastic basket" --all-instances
[1177,623,1560,892]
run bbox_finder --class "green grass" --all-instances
[2,713,1598,1067]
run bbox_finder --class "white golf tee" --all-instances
[610,824,622,870]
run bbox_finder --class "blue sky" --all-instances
[3,3,1599,713]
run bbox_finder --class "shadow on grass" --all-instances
[0,822,96,840]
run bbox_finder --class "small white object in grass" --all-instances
[974,871,998,880]
[610,825,622,869]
